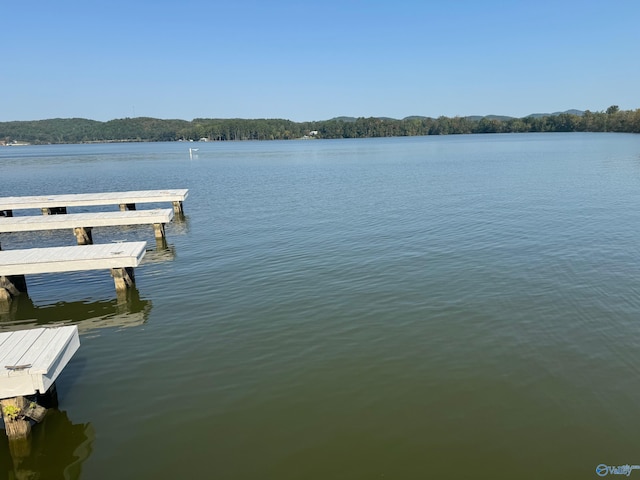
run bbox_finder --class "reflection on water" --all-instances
[0,288,152,333]
[143,241,176,263]
[169,212,189,234]
[0,410,94,480]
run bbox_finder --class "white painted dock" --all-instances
[0,208,174,244]
[0,209,173,233]
[0,188,188,215]
[0,242,146,276]
[0,326,80,399]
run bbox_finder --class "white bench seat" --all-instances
[0,209,174,244]
[0,209,173,233]
[0,242,146,276]
[0,189,188,215]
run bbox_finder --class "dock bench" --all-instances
[0,325,80,440]
[0,188,188,216]
[0,326,79,399]
[0,242,147,306]
[0,208,174,245]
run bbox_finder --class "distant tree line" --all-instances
[1,106,639,145]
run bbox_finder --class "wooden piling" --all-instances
[0,287,11,310]
[41,207,67,215]
[0,275,27,312]
[153,222,165,239]
[119,203,136,211]
[1,397,31,440]
[172,201,184,214]
[111,267,136,291]
[0,275,28,297]
[73,227,93,245]
[155,236,169,251]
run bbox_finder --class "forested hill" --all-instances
[1,106,639,145]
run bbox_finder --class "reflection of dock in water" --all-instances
[0,409,94,479]
[0,240,179,332]
[143,240,176,263]
[0,287,152,333]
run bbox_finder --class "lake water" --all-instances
[1,133,640,479]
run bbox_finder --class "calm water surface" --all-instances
[1,133,640,479]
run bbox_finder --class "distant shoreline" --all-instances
[1,107,637,145]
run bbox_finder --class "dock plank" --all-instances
[29,328,78,375]
[0,330,35,373]
[4,329,58,374]
[0,209,174,233]
[0,242,147,276]
[0,189,188,211]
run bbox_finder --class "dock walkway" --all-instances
[0,242,147,305]
[0,208,174,245]
[0,325,80,440]
[0,189,188,216]
[0,326,80,399]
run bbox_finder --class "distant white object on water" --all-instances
[189,148,199,159]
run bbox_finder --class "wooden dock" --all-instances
[0,188,188,216]
[0,208,174,245]
[0,188,188,445]
[0,242,147,307]
[0,242,146,276]
[0,326,80,440]
[0,326,79,399]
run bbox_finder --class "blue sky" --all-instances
[2,0,639,122]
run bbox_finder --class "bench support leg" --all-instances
[0,275,28,297]
[119,203,136,211]
[73,227,93,245]
[41,207,67,215]
[172,201,184,214]
[111,267,136,291]
[0,287,11,310]
[0,275,27,311]
[153,223,166,240]
[1,397,32,441]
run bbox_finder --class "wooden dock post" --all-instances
[172,201,184,214]
[0,210,12,217]
[111,267,136,291]
[153,222,165,240]
[112,267,136,305]
[0,287,11,311]
[1,397,32,440]
[1,395,49,444]
[119,203,136,211]
[0,275,28,309]
[41,207,67,215]
[73,227,93,245]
